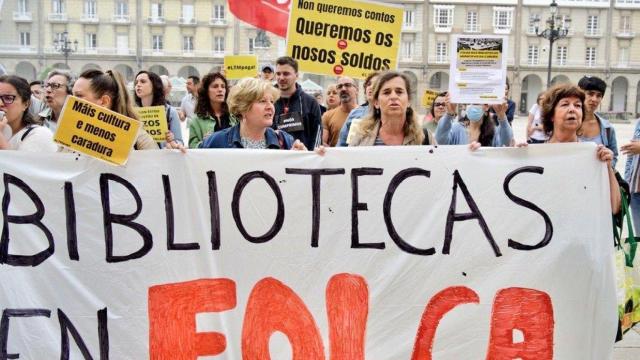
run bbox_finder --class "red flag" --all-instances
[228,0,290,38]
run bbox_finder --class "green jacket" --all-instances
[188,113,237,148]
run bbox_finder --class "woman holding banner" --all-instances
[0,75,57,152]
[133,70,183,147]
[200,77,306,150]
[541,83,620,213]
[435,95,513,147]
[347,71,433,146]
[71,69,158,150]
[188,72,234,148]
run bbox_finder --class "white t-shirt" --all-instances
[9,126,58,152]
[528,103,547,141]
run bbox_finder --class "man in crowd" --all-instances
[179,75,199,123]
[272,56,322,150]
[40,70,73,132]
[322,76,358,147]
[337,71,380,146]
[29,81,44,100]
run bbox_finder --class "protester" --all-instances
[325,83,339,111]
[337,71,380,147]
[436,95,513,147]
[0,75,57,152]
[40,69,73,132]
[160,74,172,104]
[348,71,433,146]
[322,76,358,146]
[201,77,305,150]
[29,80,43,100]
[623,120,640,232]
[577,75,619,167]
[527,93,547,144]
[272,56,322,150]
[315,93,327,115]
[134,70,183,147]
[179,75,199,123]
[489,79,516,125]
[541,83,620,213]
[423,91,448,135]
[188,72,233,148]
[261,64,274,83]
[72,69,158,150]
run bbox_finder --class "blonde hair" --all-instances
[227,77,280,118]
[353,71,423,145]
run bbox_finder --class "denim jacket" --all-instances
[200,124,294,149]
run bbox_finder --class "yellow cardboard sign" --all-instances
[224,56,259,79]
[286,0,402,79]
[422,89,439,108]
[136,106,168,142]
[54,96,140,166]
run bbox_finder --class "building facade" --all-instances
[0,0,639,114]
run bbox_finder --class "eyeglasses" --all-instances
[336,83,355,90]
[0,95,17,104]
[44,82,65,90]
[433,102,446,107]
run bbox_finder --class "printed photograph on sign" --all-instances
[53,96,140,165]
[286,0,403,79]
[448,35,508,104]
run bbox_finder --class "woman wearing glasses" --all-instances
[423,91,448,135]
[0,75,57,151]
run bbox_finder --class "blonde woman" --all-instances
[200,77,305,150]
[348,71,433,146]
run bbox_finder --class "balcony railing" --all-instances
[209,18,227,26]
[80,14,99,23]
[13,11,32,22]
[48,13,68,22]
[493,25,512,34]
[112,14,130,23]
[434,25,452,33]
[179,17,197,26]
[616,30,635,38]
[584,29,602,37]
[465,25,481,33]
[147,17,165,25]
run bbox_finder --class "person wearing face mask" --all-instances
[435,95,513,147]
[322,76,358,147]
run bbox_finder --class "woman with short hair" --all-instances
[201,77,305,150]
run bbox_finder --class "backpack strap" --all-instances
[21,126,36,141]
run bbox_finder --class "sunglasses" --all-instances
[433,102,446,107]
[0,95,17,104]
[44,82,65,90]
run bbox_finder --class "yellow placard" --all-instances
[422,89,439,108]
[286,0,403,79]
[54,96,140,166]
[135,106,168,142]
[224,56,259,79]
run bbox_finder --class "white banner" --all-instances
[0,144,616,359]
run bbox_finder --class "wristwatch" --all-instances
[447,111,457,117]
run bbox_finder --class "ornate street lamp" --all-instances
[53,31,78,66]
[530,0,571,88]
